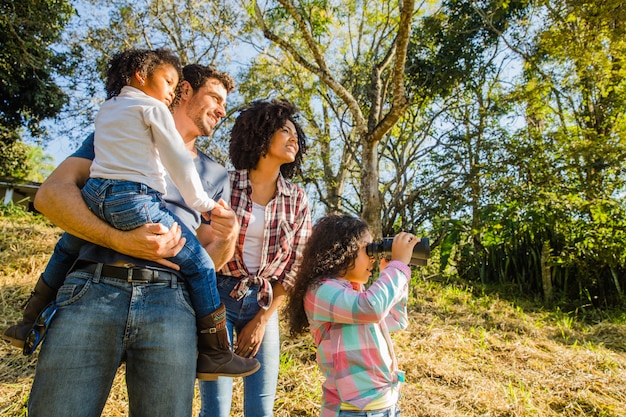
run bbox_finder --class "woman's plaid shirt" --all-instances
[220,169,312,308]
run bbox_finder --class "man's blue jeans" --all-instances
[28,267,197,417]
[198,275,281,417]
[81,177,220,316]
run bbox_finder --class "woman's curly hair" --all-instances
[285,214,370,336]
[105,48,182,99]
[229,99,307,179]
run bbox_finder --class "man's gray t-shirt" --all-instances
[71,133,231,271]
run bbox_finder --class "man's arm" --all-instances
[34,157,185,263]
[196,199,239,270]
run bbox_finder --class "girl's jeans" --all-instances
[40,232,85,289]
[338,405,401,417]
[81,178,220,316]
[198,275,281,417]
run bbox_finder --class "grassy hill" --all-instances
[1,210,625,416]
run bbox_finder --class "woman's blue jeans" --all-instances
[198,275,281,417]
[81,178,220,316]
[28,267,197,417]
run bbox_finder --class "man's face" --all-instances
[185,79,228,137]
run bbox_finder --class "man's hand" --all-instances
[109,222,185,270]
[35,156,186,268]
[198,199,239,269]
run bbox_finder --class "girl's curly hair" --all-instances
[285,214,370,336]
[229,99,307,179]
[105,48,182,99]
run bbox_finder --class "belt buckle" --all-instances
[126,267,150,283]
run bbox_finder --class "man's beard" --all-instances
[188,107,213,137]
[193,115,212,136]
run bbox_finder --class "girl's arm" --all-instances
[146,104,215,212]
[234,280,287,357]
[305,261,411,325]
[382,276,410,331]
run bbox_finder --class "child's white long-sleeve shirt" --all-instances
[90,86,215,212]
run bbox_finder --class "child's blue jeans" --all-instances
[80,177,220,317]
[41,232,85,289]
[338,405,400,416]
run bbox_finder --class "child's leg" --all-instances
[2,233,84,349]
[166,221,221,316]
[83,178,219,315]
[81,178,259,379]
[142,207,260,380]
[41,233,86,288]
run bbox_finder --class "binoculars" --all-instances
[366,237,430,266]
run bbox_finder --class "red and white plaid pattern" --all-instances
[221,169,312,309]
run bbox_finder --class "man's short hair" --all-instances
[183,64,235,93]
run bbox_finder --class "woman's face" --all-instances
[265,120,299,165]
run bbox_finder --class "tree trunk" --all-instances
[361,137,382,239]
[541,241,553,306]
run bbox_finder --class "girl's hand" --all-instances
[391,232,419,265]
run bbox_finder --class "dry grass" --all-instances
[1,212,626,416]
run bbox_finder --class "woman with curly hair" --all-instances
[285,214,418,417]
[199,99,312,417]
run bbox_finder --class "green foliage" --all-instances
[24,145,55,182]
[0,201,31,217]
[56,0,242,148]
[418,0,626,310]
[406,0,530,99]
[0,142,54,181]
[0,141,29,179]
[447,193,626,308]
[0,0,76,143]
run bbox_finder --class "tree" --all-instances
[242,0,416,237]
[437,0,626,305]
[0,142,53,181]
[0,0,75,144]
[239,0,533,238]
[57,0,242,149]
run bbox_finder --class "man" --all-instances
[28,64,238,417]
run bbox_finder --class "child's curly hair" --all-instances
[285,214,370,336]
[229,99,307,179]
[105,48,182,99]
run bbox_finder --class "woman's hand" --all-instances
[234,317,267,358]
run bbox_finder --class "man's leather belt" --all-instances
[73,261,181,284]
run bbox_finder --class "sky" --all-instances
[44,135,76,168]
